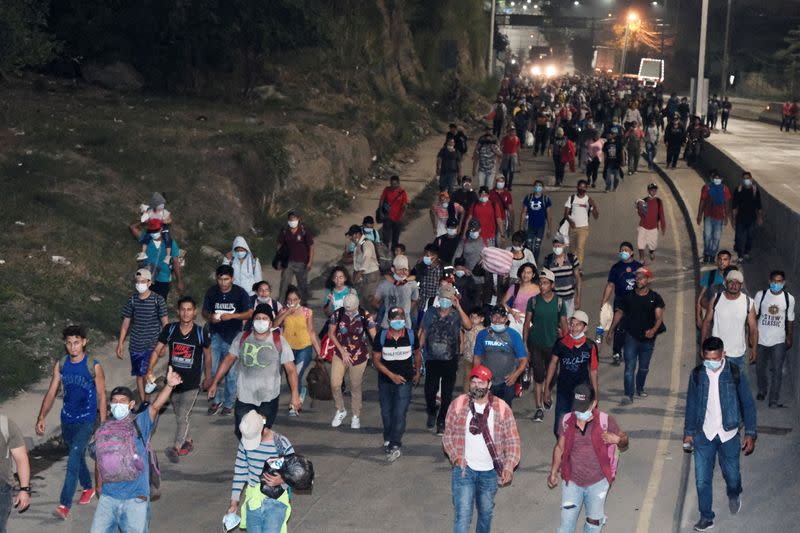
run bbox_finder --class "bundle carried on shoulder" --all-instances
[480,246,513,275]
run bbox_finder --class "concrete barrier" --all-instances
[697,140,800,407]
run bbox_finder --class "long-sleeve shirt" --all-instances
[231,436,294,501]
[353,237,379,275]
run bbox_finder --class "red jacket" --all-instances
[560,139,576,172]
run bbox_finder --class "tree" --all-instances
[0,0,59,79]
[775,25,800,97]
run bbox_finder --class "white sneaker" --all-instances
[331,409,347,427]
[135,252,148,261]
[350,416,360,429]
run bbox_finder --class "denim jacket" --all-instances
[683,360,758,439]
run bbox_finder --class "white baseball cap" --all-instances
[239,410,265,451]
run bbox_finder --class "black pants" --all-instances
[492,119,504,138]
[586,157,600,185]
[554,158,566,185]
[382,219,402,250]
[152,281,170,300]
[666,144,681,167]
[721,113,729,130]
[534,126,549,155]
[613,313,628,357]
[424,359,458,426]
[234,397,279,439]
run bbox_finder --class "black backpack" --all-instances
[756,289,790,321]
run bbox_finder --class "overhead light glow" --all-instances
[627,11,638,22]
[531,65,542,76]
[545,64,557,77]
[574,1,580,5]
[522,4,527,9]
[510,58,517,64]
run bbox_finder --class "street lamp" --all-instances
[620,11,639,75]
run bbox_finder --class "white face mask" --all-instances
[288,220,299,229]
[496,182,506,190]
[135,282,149,294]
[553,246,564,255]
[446,228,458,236]
[110,403,130,420]
[253,320,270,334]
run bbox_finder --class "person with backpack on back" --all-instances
[636,183,666,263]
[378,175,409,250]
[430,191,464,239]
[327,293,376,430]
[695,250,732,330]
[543,235,582,319]
[731,171,763,265]
[547,383,629,533]
[145,296,212,463]
[116,269,168,410]
[683,336,757,532]
[754,270,795,408]
[489,176,514,237]
[519,180,552,265]
[697,170,732,264]
[347,224,381,313]
[701,270,758,369]
[600,242,643,366]
[563,180,599,266]
[208,304,302,437]
[36,325,107,520]
[89,368,181,533]
[1,411,31,532]
[472,306,528,407]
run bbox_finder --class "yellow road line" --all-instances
[635,182,686,532]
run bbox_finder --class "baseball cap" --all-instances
[726,270,744,283]
[490,305,507,317]
[438,283,456,300]
[647,182,658,190]
[393,255,409,270]
[571,310,589,325]
[345,224,363,236]
[135,268,152,281]
[469,365,493,383]
[239,410,266,451]
[540,268,556,282]
[635,266,653,279]
[109,386,135,401]
[572,383,595,412]
[446,217,459,229]
[553,234,566,244]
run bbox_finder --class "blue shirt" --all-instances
[140,237,180,283]
[607,260,643,302]
[523,194,551,229]
[60,355,97,425]
[102,413,154,500]
[473,327,527,359]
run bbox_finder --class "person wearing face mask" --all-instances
[127,217,184,299]
[499,126,520,190]
[683,336,757,532]
[223,236,263,296]
[731,172,762,264]
[209,304,302,436]
[489,176,514,237]
[430,191,464,238]
[547,383,628,533]
[455,219,487,273]
[146,296,211,462]
[520,180,552,264]
[451,176,479,225]
[372,307,422,462]
[635,183,666,263]
[464,187,503,247]
[116,269,169,409]
[544,311,599,439]
[434,218,462,265]
[437,138,462,194]
[361,215,382,244]
[472,306,528,406]
[276,210,314,303]
[753,270,795,408]
[418,284,473,434]
[411,244,444,324]
[443,365,521,533]
[378,175,409,250]
[702,270,758,369]
[506,232,536,283]
[600,242,643,365]
[251,280,282,319]
[473,128,501,190]
[372,255,420,331]
[697,171,732,264]
[664,114,686,169]
[644,117,660,170]
[543,234,582,319]
[563,180,599,266]
[346,225,380,313]
[90,370,181,533]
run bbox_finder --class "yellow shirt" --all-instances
[283,308,312,350]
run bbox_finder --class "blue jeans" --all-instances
[526,225,546,265]
[693,432,742,520]
[603,164,621,192]
[553,385,574,439]
[726,355,745,369]
[245,497,289,533]
[703,218,723,259]
[452,466,498,533]
[293,346,314,398]
[0,482,11,533]
[623,336,655,397]
[211,334,236,408]
[645,142,657,168]
[60,421,94,508]
[378,380,412,448]
[490,383,515,407]
[90,495,150,533]
[557,478,610,533]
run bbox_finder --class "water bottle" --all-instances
[595,326,604,344]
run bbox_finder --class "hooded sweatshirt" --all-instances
[223,236,263,295]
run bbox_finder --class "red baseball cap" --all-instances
[469,365,492,383]
[635,266,653,279]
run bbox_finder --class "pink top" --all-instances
[504,283,540,314]
[587,138,605,160]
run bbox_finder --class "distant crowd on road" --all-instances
[0,73,794,533]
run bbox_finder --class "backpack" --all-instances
[59,354,97,380]
[423,309,459,361]
[379,328,415,348]
[756,290,790,321]
[567,195,593,220]
[166,323,205,346]
[94,418,146,483]
[306,363,333,401]
[712,292,751,320]
[562,411,620,481]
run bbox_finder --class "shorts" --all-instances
[130,350,151,377]
[528,343,552,384]
[637,226,659,251]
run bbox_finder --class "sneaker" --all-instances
[436,423,444,436]
[621,396,633,406]
[729,495,741,515]
[331,409,347,428]
[756,393,765,401]
[533,409,544,422]
[178,440,194,456]
[288,406,298,417]
[426,413,436,429]
[207,402,221,416]
[299,386,308,404]
[135,252,148,261]
[166,447,180,464]
[383,440,390,454]
[637,390,649,398]
[53,505,69,520]
[693,517,714,531]
[543,400,552,410]
[220,407,233,416]
[77,488,95,505]
[612,353,621,366]
[769,402,787,409]
[350,416,361,429]
[386,446,402,463]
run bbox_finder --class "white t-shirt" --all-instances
[565,195,591,228]
[464,402,496,472]
[755,290,796,347]
[711,293,754,357]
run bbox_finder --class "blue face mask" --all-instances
[393,273,406,282]
[534,185,543,193]
[575,409,593,421]
[439,298,453,309]
[235,250,248,259]
[479,196,489,204]
[490,324,507,333]
[770,282,784,293]
[469,231,480,240]
[619,251,631,261]
[347,241,356,253]
[455,270,466,278]
[423,256,433,266]
[703,359,723,371]
[389,319,405,331]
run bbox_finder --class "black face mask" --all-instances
[469,385,489,400]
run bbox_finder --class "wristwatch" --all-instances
[18,486,31,493]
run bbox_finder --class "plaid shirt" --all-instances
[413,262,444,301]
[442,393,521,472]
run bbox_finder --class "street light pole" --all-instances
[720,0,732,97]
[620,24,630,75]
[695,0,709,116]
[488,0,496,77]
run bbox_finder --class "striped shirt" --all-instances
[231,434,294,501]
[121,292,167,352]
[543,252,580,299]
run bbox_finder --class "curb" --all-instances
[651,159,701,533]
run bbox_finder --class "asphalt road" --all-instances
[11,140,700,532]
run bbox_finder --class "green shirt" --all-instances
[526,293,565,348]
